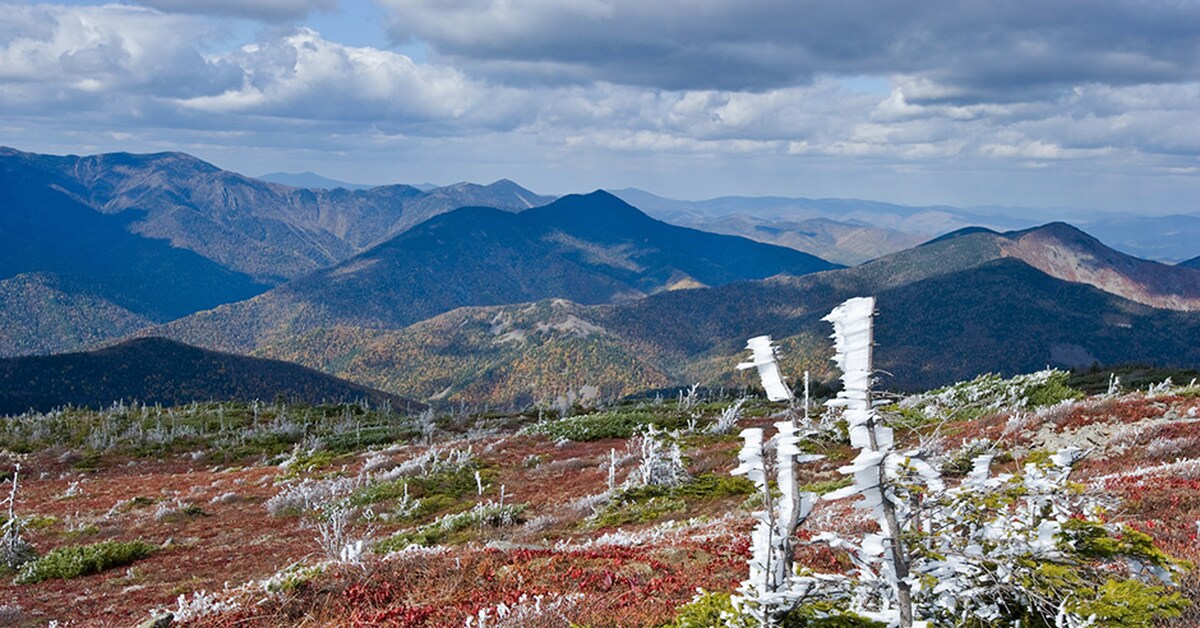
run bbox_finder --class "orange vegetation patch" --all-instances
[193,537,750,627]
[1,453,314,626]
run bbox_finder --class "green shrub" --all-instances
[529,408,691,442]
[673,474,756,499]
[1067,579,1189,627]
[589,474,754,528]
[664,592,883,628]
[902,370,1083,426]
[779,602,885,627]
[589,495,687,528]
[1024,372,1084,408]
[798,477,853,495]
[374,503,526,553]
[348,465,490,508]
[665,590,753,628]
[14,540,155,584]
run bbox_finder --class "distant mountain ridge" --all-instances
[611,187,1200,264]
[0,153,271,321]
[255,257,1200,404]
[153,190,840,353]
[258,171,377,190]
[0,337,421,415]
[7,145,1200,407]
[929,222,1200,311]
[246,221,1200,403]
[0,147,555,283]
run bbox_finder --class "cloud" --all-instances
[377,0,1200,100]
[135,0,338,22]
[0,5,242,105]
[179,28,536,133]
[2,3,1200,211]
[0,6,530,133]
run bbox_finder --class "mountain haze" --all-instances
[612,188,1200,264]
[258,171,376,190]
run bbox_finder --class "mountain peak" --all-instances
[487,178,524,189]
[1007,221,1095,242]
[997,221,1200,311]
[529,189,643,216]
[921,226,1000,246]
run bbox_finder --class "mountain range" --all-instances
[178,215,1200,403]
[0,146,554,284]
[0,152,270,321]
[4,147,1200,408]
[150,190,839,353]
[0,147,558,356]
[611,188,1200,265]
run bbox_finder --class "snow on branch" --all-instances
[822,296,892,451]
[737,336,793,402]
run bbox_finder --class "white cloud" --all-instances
[180,28,532,131]
[2,3,1199,211]
[0,5,240,103]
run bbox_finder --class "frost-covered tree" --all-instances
[1,464,36,572]
[819,296,923,626]
[625,424,689,489]
[726,297,1189,628]
[729,336,838,626]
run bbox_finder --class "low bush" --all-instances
[529,408,691,442]
[375,503,526,553]
[589,474,755,528]
[14,540,155,584]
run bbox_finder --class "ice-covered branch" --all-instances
[737,336,793,402]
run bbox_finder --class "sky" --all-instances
[2,1,1199,213]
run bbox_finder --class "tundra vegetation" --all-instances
[0,299,1197,626]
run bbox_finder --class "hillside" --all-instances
[993,222,1200,310]
[257,300,676,405]
[1178,255,1200,269]
[0,147,554,283]
[0,337,421,415]
[0,273,151,357]
[593,232,1200,389]
[0,373,1197,625]
[256,224,1200,402]
[154,191,839,353]
[0,155,270,320]
[828,221,1200,311]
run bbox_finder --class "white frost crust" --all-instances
[737,335,793,402]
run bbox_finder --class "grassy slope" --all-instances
[2,380,1199,626]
